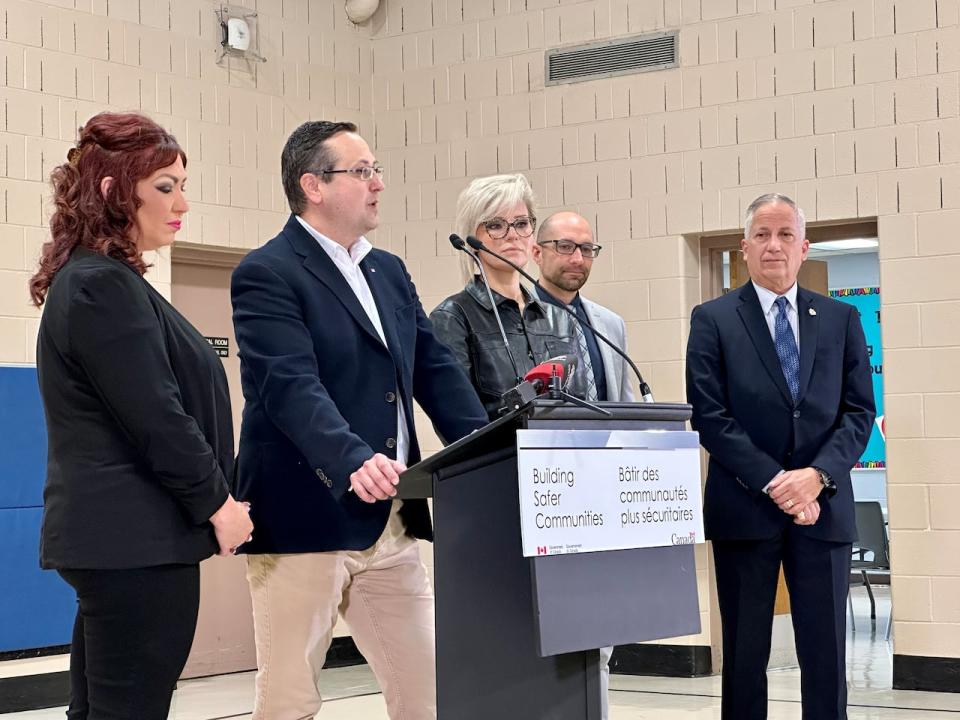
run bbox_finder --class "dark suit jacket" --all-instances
[231,215,488,554]
[37,247,231,570]
[685,281,875,543]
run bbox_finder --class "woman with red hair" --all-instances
[30,111,253,719]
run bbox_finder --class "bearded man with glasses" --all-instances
[532,211,635,407]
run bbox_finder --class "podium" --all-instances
[399,400,702,720]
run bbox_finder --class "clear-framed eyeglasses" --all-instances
[481,215,537,239]
[538,239,603,259]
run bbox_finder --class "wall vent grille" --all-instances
[546,32,678,85]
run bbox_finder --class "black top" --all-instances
[534,286,608,401]
[430,278,581,419]
[37,247,231,569]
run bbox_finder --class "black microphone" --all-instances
[447,234,522,387]
[465,235,655,402]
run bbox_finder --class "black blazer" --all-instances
[685,281,875,543]
[231,215,488,554]
[37,247,231,569]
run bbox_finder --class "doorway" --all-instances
[170,242,256,678]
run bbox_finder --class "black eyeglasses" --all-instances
[538,239,602,259]
[319,165,385,181]
[481,216,536,239]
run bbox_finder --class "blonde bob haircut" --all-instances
[453,173,538,283]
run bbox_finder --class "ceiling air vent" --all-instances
[546,31,678,86]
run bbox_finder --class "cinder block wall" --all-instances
[370,0,960,670]
[2,0,958,676]
[0,0,367,319]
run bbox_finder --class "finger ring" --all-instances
[798,511,806,521]
[785,499,794,509]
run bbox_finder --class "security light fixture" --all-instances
[216,5,266,65]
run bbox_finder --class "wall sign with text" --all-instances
[829,287,885,469]
[204,336,229,358]
[516,429,704,558]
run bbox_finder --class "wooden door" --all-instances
[171,250,257,679]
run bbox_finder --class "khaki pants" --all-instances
[246,505,435,720]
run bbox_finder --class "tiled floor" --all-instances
[5,586,960,718]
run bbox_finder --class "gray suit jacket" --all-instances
[580,296,635,402]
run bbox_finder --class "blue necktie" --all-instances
[774,296,799,403]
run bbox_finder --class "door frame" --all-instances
[171,241,249,269]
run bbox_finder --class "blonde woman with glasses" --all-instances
[430,173,582,419]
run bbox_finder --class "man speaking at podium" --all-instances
[685,193,874,720]
[231,120,487,720]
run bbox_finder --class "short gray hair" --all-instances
[454,173,538,283]
[743,193,806,240]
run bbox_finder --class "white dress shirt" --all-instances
[296,216,410,466]
[752,280,800,348]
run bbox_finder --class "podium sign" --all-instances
[516,429,704,557]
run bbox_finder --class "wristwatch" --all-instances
[813,467,835,492]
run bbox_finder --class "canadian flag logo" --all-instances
[536,546,548,555]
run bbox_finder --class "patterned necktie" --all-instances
[568,306,598,402]
[773,296,800,403]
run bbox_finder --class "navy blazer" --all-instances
[686,281,875,543]
[232,215,488,553]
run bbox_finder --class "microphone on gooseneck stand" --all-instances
[448,235,537,412]
[464,235,655,403]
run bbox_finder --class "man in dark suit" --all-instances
[231,120,488,720]
[685,193,875,720]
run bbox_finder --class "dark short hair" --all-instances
[281,120,358,214]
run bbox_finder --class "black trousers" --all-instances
[713,530,852,720]
[58,564,200,720]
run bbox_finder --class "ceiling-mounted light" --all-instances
[809,239,879,252]
[812,239,879,251]
[345,0,380,24]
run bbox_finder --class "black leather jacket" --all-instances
[430,278,582,418]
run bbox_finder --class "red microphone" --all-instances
[524,355,577,394]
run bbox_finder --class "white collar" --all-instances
[752,280,798,316]
[296,216,372,265]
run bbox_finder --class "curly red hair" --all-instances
[29,112,187,307]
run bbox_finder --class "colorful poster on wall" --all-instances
[829,287,884,469]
